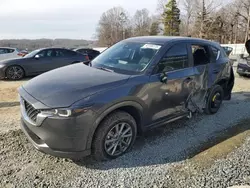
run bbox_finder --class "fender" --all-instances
[86,100,144,150]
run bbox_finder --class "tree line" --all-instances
[96,0,250,46]
[0,39,95,51]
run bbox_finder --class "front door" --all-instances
[31,49,66,74]
[146,43,195,126]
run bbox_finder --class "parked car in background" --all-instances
[0,47,20,61]
[0,48,89,80]
[18,36,234,161]
[74,48,100,60]
[222,46,233,56]
[237,40,250,77]
[18,50,29,57]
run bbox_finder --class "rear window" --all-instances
[0,48,15,54]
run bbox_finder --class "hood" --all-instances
[246,40,250,55]
[22,63,130,108]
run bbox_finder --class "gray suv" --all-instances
[18,37,234,161]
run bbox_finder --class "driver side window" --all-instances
[37,49,55,58]
[156,43,189,73]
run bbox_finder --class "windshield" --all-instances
[91,41,162,74]
[24,49,40,58]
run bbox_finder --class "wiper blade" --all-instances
[96,67,114,72]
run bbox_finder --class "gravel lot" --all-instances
[1,70,250,188]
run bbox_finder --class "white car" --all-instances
[0,47,20,61]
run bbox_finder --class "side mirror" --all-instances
[35,54,40,59]
[160,72,168,83]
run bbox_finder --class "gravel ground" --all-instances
[1,72,250,187]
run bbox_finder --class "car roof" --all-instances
[37,47,73,51]
[0,47,17,50]
[124,36,221,47]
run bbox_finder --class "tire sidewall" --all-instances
[93,111,137,161]
[205,85,224,114]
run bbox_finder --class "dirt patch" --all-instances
[0,80,27,102]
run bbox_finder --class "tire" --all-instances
[92,110,137,161]
[6,65,25,80]
[204,85,224,115]
[238,73,244,77]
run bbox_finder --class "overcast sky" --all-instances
[0,0,232,40]
[0,0,159,40]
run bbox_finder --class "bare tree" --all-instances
[132,9,152,36]
[192,0,222,38]
[237,0,250,42]
[182,0,195,35]
[97,7,130,46]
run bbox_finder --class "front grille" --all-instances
[24,100,40,123]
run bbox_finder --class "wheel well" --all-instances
[117,106,142,132]
[216,79,228,98]
[91,105,143,145]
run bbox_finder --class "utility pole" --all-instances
[245,8,250,43]
[200,0,205,39]
[120,12,126,40]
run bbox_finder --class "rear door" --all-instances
[186,43,224,111]
[188,43,228,88]
[61,49,84,63]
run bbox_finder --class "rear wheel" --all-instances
[205,85,224,114]
[6,65,25,80]
[92,111,137,161]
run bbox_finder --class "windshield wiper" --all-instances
[96,67,114,72]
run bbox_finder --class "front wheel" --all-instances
[204,85,224,114]
[6,65,25,80]
[92,111,137,161]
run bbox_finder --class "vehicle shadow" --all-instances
[75,91,250,170]
[1,76,34,82]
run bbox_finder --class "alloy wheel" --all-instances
[6,66,24,80]
[104,122,133,157]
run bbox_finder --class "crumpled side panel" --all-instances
[185,63,234,113]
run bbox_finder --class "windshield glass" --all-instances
[24,49,40,58]
[91,41,162,74]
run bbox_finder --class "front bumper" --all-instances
[21,119,91,159]
[19,87,95,159]
[0,66,6,79]
[237,63,250,75]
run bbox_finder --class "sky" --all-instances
[0,0,159,40]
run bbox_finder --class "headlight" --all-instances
[0,64,6,68]
[40,108,88,117]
